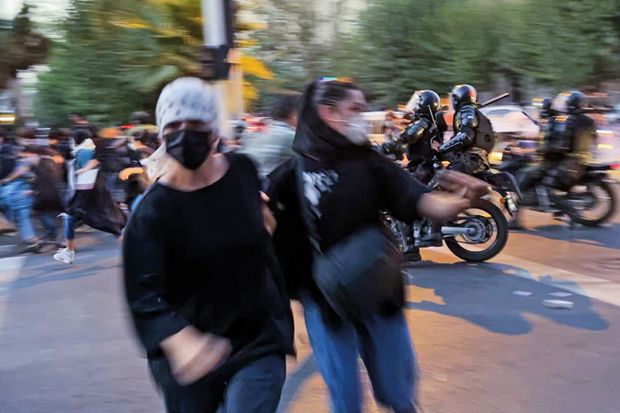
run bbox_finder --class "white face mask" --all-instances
[343,115,370,145]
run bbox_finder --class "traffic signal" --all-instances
[200,45,231,81]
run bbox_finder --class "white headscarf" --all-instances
[145,77,219,180]
[155,77,218,137]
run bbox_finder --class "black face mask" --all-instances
[164,129,213,170]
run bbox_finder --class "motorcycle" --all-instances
[381,151,518,262]
[379,92,520,262]
[499,144,618,226]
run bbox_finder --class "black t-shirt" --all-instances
[271,148,429,251]
[94,138,123,173]
[267,147,430,307]
[123,153,293,371]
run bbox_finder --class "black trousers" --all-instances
[148,353,286,413]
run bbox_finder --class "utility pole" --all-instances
[201,0,235,137]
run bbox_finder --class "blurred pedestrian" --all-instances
[53,129,126,264]
[69,112,97,137]
[220,120,246,152]
[125,171,149,212]
[241,93,300,180]
[68,113,97,196]
[48,128,75,204]
[129,130,160,160]
[28,145,64,246]
[0,127,17,186]
[123,77,293,413]
[0,145,41,253]
[233,120,246,143]
[267,78,489,413]
[0,128,18,232]
[130,111,152,127]
[96,127,125,197]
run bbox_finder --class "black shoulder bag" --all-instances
[294,156,404,322]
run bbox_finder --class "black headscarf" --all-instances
[292,80,367,163]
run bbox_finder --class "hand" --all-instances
[261,192,277,235]
[436,170,489,202]
[509,146,523,156]
[393,117,411,130]
[161,326,232,385]
[418,171,490,221]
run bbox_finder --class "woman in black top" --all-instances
[267,79,488,413]
[123,77,293,413]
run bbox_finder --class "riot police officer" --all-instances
[512,91,596,227]
[439,84,496,175]
[401,90,446,183]
[544,91,596,190]
[539,97,557,123]
[513,96,558,194]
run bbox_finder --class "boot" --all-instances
[403,247,422,262]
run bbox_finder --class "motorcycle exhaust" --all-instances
[441,226,476,236]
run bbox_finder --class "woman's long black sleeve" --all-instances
[371,152,431,224]
[123,213,189,355]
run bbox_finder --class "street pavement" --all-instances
[0,189,619,412]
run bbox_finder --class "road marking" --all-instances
[0,256,26,331]
[490,253,620,308]
[422,247,620,308]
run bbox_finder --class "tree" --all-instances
[36,0,160,125]
[253,0,332,97]
[0,5,50,88]
[36,0,273,125]
[257,0,620,107]
[349,0,620,105]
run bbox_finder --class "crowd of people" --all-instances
[0,112,159,259]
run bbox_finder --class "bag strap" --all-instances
[293,156,322,254]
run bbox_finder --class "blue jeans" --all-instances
[130,193,144,212]
[1,181,37,242]
[301,294,418,413]
[149,353,286,413]
[14,205,37,242]
[63,214,77,240]
[39,212,59,241]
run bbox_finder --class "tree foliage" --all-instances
[33,0,620,123]
[36,0,272,125]
[255,0,620,108]
[0,5,50,88]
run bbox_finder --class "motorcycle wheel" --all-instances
[571,180,617,227]
[445,199,509,262]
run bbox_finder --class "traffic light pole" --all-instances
[201,0,231,137]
